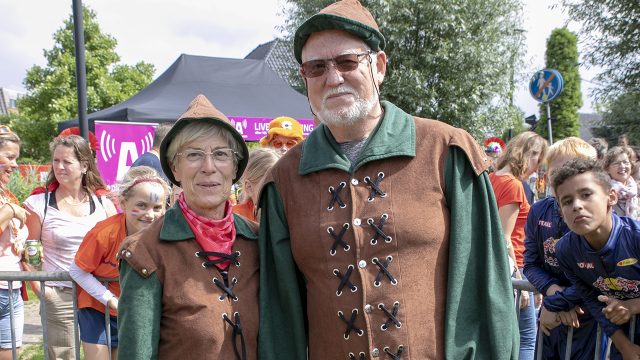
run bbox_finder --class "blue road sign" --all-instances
[529,69,564,103]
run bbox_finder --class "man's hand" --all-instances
[599,295,635,325]
[539,306,561,336]
[557,306,583,328]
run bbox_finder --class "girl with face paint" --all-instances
[68,166,169,360]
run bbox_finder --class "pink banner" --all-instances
[95,121,158,190]
[228,117,314,141]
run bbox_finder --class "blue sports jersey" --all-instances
[524,197,602,360]
[556,213,640,342]
[524,197,585,311]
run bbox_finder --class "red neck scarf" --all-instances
[178,192,236,269]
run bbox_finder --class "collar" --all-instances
[582,213,620,255]
[159,204,257,241]
[298,101,416,175]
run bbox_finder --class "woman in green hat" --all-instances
[117,95,259,360]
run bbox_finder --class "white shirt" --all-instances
[23,192,111,288]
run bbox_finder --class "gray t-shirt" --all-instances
[339,138,368,164]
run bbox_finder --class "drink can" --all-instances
[24,240,42,267]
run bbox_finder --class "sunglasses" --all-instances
[300,51,373,78]
[0,125,16,137]
[271,139,299,149]
[0,125,13,134]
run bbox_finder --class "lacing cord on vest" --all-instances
[367,214,392,245]
[196,251,241,268]
[213,270,238,301]
[333,265,357,296]
[338,309,364,339]
[379,302,402,330]
[328,223,351,255]
[384,345,404,360]
[328,182,347,210]
[348,352,366,360]
[222,312,247,360]
[372,256,398,287]
[364,172,386,201]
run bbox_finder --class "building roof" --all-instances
[245,39,304,90]
[0,88,26,116]
[579,112,602,140]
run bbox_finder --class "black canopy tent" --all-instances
[59,54,312,132]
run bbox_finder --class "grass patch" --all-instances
[18,343,44,360]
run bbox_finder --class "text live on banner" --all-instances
[95,117,314,189]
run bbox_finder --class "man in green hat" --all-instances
[258,1,519,359]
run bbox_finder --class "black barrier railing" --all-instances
[0,271,117,360]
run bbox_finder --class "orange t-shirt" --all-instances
[489,173,530,268]
[233,200,256,222]
[74,213,126,316]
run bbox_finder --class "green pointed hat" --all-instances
[293,0,386,64]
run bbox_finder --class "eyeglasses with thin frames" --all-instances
[300,51,374,79]
[175,148,237,167]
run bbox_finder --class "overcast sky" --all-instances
[0,0,598,118]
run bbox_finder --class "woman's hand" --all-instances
[6,203,28,227]
[519,290,530,309]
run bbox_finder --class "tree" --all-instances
[560,0,640,99]
[536,28,582,141]
[278,0,527,140]
[591,91,640,145]
[16,6,154,162]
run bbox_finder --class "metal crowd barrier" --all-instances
[0,272,636,360]
[0,271,117,360]
[512,279,636,360]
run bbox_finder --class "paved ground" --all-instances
[23,301,42,344]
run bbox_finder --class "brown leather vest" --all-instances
[120,216,260,360]
[265,118,487,359]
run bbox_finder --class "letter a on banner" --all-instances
[116,142,139,181]
[95,121,158,191]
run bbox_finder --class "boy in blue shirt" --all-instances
[553,158,640,359]
[523,138,601,359]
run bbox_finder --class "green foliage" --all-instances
[17,6,155,162]
[591,91,640,145]
[278,0,527,140]
[560,0,640,99]
[6,169,44,203]
[536,28,582,142]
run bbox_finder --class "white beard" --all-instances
[315,85,378,126]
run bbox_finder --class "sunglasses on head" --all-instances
[0,125,16,137]
[300,51,374,79]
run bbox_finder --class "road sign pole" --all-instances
[546,102,553,144]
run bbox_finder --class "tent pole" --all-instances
[72,0,89,142]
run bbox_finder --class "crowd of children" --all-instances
[486,134,640,359]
